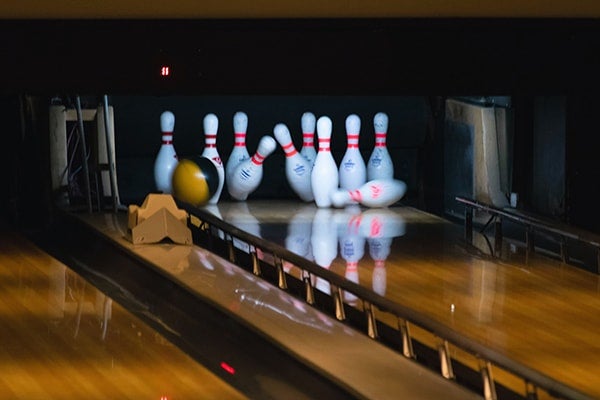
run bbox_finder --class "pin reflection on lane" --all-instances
[284,205,316,273]
[336,206,365,306]
[219,202,407,301]
[336,208,406,299]
[312,208,338,295]
[224,202,262,254]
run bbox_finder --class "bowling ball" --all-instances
[171,156,219,207]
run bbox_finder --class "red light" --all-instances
[220,361,236,375]
[161,66,170,76]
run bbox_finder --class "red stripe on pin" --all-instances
[205,144,216,148]
[347,144,359,149]
[282,142,298,156]
[162,140,172,145]
[375,133,387,138]
[349,190,362,203]
[251,153,265,165]
[234,133,245,137]
[303,132,314,137]
[318,148,330,152]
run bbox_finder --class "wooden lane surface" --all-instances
[0,231,247,400]
[212,200,600,399]
[76,211,482,400]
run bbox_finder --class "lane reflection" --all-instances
[219,203,508,325]
[0,235,247,400]
[223,204,406,301]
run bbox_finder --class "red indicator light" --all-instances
[161,66,170,77]
[220,361,236,375]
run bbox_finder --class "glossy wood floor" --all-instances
[210,201,600,399]
[0,231,247,400]
[77,211,480,400]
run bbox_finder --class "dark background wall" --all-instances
[532,97,566,218]
[2,19,600,233]
[566,96,600,232]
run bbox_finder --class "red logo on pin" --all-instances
[212,156,222,165]
[370,184,381,199]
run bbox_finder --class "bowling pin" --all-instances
[153,111,178,194]
[339,114,367,191]
[226,112,250,198]
[367,112,394,181]
[273,123,314,202]
[331,179,407,208]
[311,116,339,208]
[300,112,317,166]
[201,113,224,204]
[229,135,276,201]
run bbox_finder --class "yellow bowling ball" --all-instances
[171,156,219,207]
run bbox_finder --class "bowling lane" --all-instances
[0,232,247,400]
[72,211,481,400]
[213,200,600,399]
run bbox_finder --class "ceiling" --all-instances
[0,0,599,19]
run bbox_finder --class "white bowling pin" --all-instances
[153,111,178,194]
[229,135,276,201]
[201,113,224,204]
[300,112,317,166]
[339,114,367,191]
[311,116,339,208]
[367,112,394,181]
[331,179,407,208]
[226,112,250,198]
[273,123,314,202]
